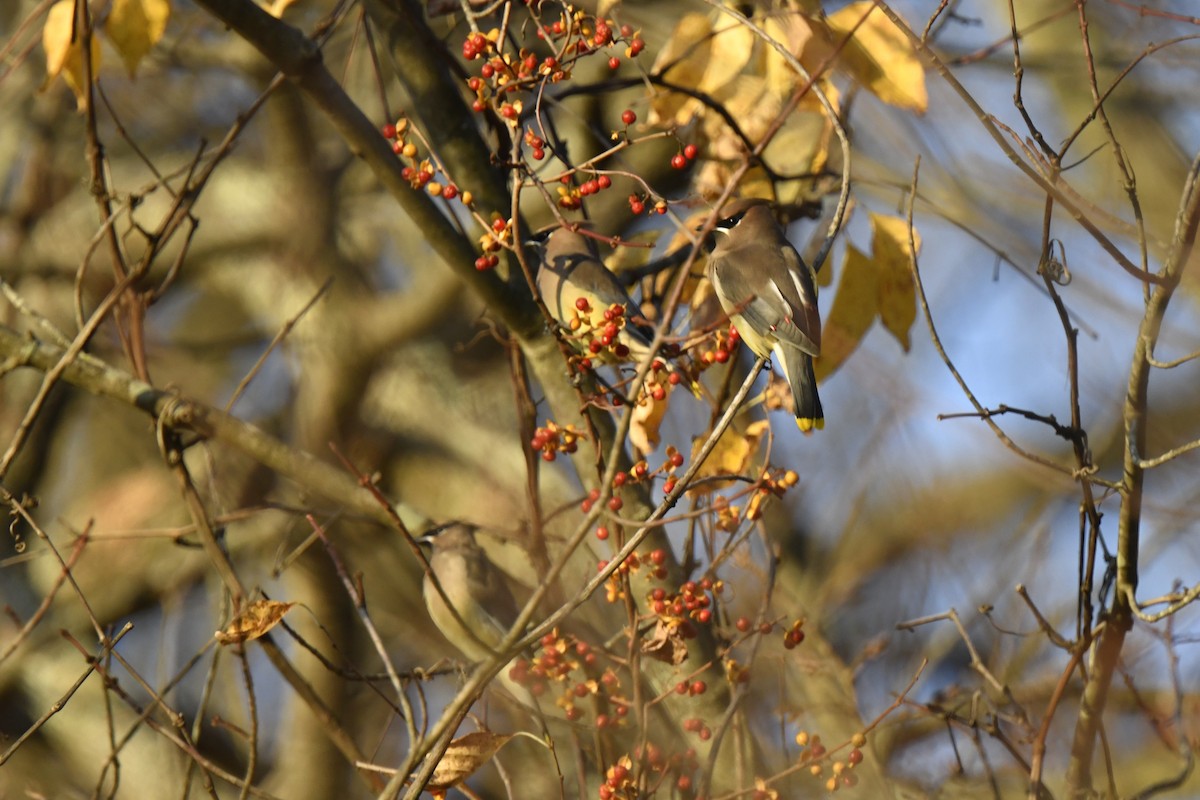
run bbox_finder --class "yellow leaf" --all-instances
[689,420,769,494]
[869,213,920,352]
[266,0,299,17]
[43,0,101,110]
[814,244,879,382]
[215,600,296,645]
[822,2,927,113]
[650,13,755,126]
[106,0,170,76]
[761,12,814,99]
[429,731,514,791]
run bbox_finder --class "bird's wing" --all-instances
[711,249,820,356]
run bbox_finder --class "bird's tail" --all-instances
[776,345,824,432]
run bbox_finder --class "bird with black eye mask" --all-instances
[706,203,824,431]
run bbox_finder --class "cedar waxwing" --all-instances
[419,523,601,723]
[420,523,520,663]
[707,204,824,431]
[533,227,658,364]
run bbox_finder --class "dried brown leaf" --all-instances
[216,600,296,645]
[429,731,515,791]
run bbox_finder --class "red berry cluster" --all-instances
[473,217,511,271]
[700,324,740,366]
[648,577,721,627]
[508,631,624,724]
[660,447,685,495]
[383,118,467,204]
[632,742,699,799]
[682,716,712,741]
[671,142,700,170]
[560,297,635,361]
[783,618,805,649]
[598,755,634,800]
[627,194,669,216]
[794,731,866,792]
[746,468,801,520]
[530,419,585,462]
[524,128,547,161]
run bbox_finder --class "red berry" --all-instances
[575,297,591,311]
[608,56,620,69]
[607,496,623,512]
[621,109,636,125]
[481,63,494,79]
[597,174,611,189]
[670,452,685,468]
[671,153,687,169]
[629,38,645,56]
[736,617,751,632]
[442,184,458,200]
[492,217,508,232]
[382,123,397,139]
[683,143,698,160]
[532,147,545,160]
[595,526,609,541]
[690,680,706,695]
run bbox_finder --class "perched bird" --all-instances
[707,203,824,431]
[532,227,658,364]
[420,523,520,663]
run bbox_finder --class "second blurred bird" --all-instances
[420,522,520,663]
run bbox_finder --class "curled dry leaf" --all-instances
[640,618,689,666]
[428,730,515,791]
[215,600,296,645]
[630,390,668,454]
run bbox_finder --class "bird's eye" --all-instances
[715,210,748,231]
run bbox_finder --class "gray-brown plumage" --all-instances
[420,523,520,663]
[707,203,824,431]
[533,227,655,358]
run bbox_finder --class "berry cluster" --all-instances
[794,731,867,792]
[700,324,741,366]
[648,577,721,627]
[783,618,806,650]
[530,419,585,462]
[382,118,468,204]
[508,630,628,725]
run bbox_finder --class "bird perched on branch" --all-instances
[532,227,663,365]
[707,203,824,431]
[419,522,520,664]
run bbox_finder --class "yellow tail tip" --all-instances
[797,417,825,432]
